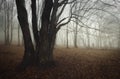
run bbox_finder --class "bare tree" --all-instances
[2,0,15,45]
[15,0,75,69]
[66,24,69,48]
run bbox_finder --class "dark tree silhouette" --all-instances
[15,0,74,69]
[16,0,35,68]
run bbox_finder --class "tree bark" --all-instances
[16,0,58,68]
[31,0,39,46]
[37,0,55,65]
[18,24,20,46]
[15,0,35,68]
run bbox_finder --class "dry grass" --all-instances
[0,45,120,79]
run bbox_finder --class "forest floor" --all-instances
[0,45,120,79]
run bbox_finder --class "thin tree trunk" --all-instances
[74,3,78,48]
[10,4,14,45]
[118,26,120,48]
[66,24,69,48]
[74,22,78,48]
[4,11,7,45]
[86,27,90,48]
[10,19,13,44]
[18,24,20,46]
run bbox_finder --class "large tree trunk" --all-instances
[15,0,35,68]
[37,0,55,65]
[38,28,56,66]
[16,0,57,68]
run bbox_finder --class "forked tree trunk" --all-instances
[36,0,55,66]
[16,0,56,68]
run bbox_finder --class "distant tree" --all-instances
[74,2,78,48]
[70,0,118,48]
[2,0,14,45]
[66,24,69,48]
[0,0,4,11]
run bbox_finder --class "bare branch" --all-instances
[58,0,76,6]
[56,1,76,31]
[58,0,68,6]
[0,0,6,11]
[56,3,67,21]
[56,15,72,31]
[57,17,68,25]
[99,0,117,8]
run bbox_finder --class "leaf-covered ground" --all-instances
[0,45,120,79]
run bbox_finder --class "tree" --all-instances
[66,24,69,48]
[15,0,75,68]
[69,0,119,48]
[0,0,3,11]
[18,24,20,46]
[15,0,119,69]
[1,0,15,45]
[16,0,35,68]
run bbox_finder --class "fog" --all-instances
[0,0,120,49]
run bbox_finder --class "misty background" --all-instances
[0,0,120,49]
